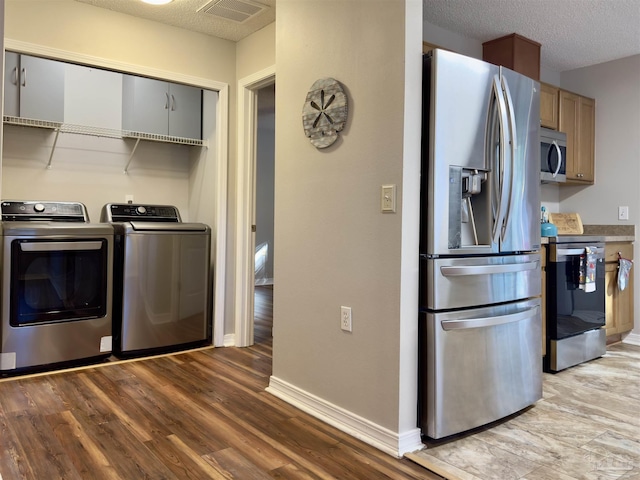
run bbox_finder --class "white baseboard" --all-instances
[223,334,235,347]
[266,376,423,458]
[622,332,640,346]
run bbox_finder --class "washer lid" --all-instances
[128,222,209,232]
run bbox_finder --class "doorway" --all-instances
[254,84,275,343]
[234,66,276,347]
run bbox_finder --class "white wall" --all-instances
[423,19,481,58]
[559,55,640,340]
[270,0,422,456]
[2,128,192,222]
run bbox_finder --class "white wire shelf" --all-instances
[3,115,207,171]
[122,130,206,147]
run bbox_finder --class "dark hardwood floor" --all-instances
[0,285,438,479]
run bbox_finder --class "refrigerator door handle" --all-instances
[499,75,517,240]
[440,261,538,277]
[490,75,509,245]
[441,306,538,330]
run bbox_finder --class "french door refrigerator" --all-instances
[418,49,542,440]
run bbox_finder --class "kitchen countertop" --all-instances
[541,224,635,244]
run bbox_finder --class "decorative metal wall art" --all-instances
[302,78,348,149]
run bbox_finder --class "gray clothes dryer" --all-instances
[102,203,211,357]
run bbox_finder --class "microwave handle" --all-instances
[551,140,562,177]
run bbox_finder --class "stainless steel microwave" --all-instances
[540,128,567,183]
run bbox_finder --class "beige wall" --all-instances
[236,22,276,81]
[5,0,236,81]
[272,0,422,442]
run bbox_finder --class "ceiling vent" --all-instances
[198,0,268,24]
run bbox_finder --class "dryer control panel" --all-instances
[1,201,89,222]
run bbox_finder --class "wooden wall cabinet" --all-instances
[482,33,541,81]
[604,243,634,339]
[540,83,559,130]
[559,90,595,184]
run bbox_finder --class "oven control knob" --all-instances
[33,203,45,213]
[136,206,147,215]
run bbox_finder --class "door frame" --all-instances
[234,66,276,347]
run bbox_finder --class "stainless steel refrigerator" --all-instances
[419,49,543,440]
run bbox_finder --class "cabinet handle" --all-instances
[165,92,169,110]
[171,94,176,111]
[21,67,26,87]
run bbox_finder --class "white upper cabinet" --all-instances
[64,63,123,130]
[4,52,65,123]
[3,52,205,147]
[122,75,202,140]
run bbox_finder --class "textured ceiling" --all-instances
[74,0,640,72]
[74,0,276,42]
[423,0,640,72]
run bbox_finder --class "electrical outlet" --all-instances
[341,306,352,332]
[618,206,629,221]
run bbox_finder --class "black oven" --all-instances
[10,239,109,326]
[545,238,606,372]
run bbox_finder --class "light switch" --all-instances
[618,206,629,221]
[381,184,396,213]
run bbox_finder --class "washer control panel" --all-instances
[1,201,89,222]
[102,203,181,223]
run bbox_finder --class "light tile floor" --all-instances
[407,343,640,480]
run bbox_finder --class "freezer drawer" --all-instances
[421,253,541,310]
[419,298,542,439]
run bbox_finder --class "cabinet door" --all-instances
[605,263,618,336]
[617,263,634,333]
[559,90,579,181]
[122,75,170,136]
[604,243,635,336]
[168,83,202,139]
[4,51,19,116]
[559,90,595,184]
[64,63,123,130]
[540,83,558,130]
[19,54,65,123]
[577,96,595,183]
